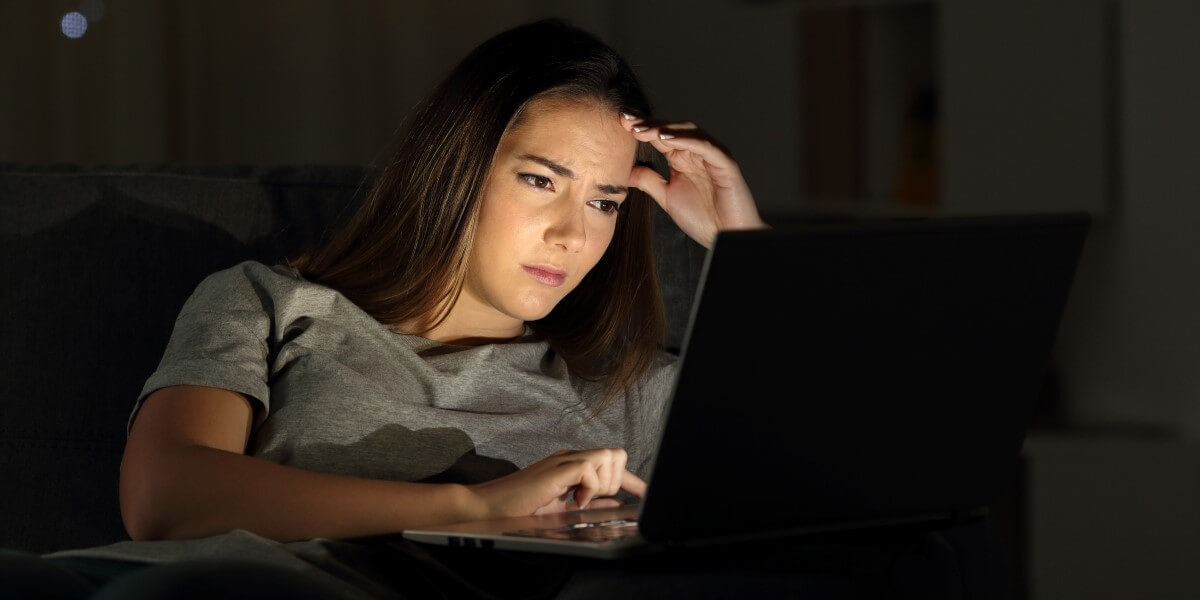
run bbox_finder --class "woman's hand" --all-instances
[623,113,768,249]
[464,448,646,521]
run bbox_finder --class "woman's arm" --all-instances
[118,384,476,542]
[118,384,645,542]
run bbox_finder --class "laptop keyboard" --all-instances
[504,518,640,543]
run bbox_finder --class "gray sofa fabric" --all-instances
[0,164,706,553]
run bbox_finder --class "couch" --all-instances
[0,164,1002,598]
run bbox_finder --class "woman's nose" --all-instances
[543,201,586,253]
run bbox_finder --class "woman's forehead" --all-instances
[502,99,637,168]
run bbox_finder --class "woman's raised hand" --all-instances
[623,113,767,249]
[465,448,646,520]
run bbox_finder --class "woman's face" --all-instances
[463,98,638,329]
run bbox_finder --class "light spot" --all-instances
[60,12,88,39]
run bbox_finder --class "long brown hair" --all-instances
[287,19,666,416]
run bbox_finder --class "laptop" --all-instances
[402,213,1091,559]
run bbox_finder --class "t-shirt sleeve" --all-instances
[128,262,275,437]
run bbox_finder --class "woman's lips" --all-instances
[523,265,566,287]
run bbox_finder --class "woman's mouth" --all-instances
[522,265,566,287]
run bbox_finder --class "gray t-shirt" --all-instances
[47,260,677,597]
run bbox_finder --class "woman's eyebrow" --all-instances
[518,153,628,195]
[519,154,574,178]
[596,183,628,195]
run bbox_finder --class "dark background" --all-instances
[1,1,1197,598]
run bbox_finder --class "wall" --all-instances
[1024,2,1200,597]
[1056,0,1200,436]
[941,0,1109,217]
[606,0,800,218]
[0,0,800,217]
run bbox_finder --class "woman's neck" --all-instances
[393,301,526,346]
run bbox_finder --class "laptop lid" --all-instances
[637,213,1089,545]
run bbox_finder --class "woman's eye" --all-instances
[519,173,554,191]
[588,199,621,215]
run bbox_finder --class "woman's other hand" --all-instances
[623,113,768,249]
[465,448,646,520]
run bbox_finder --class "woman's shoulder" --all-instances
[181,260,336,315]
[193,259,325,294]
[194,259,300,287]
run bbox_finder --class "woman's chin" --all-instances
[509,291,565,322]
[511,305,555,323]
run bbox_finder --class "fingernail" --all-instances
[632,125,649,133]
[621,112,638,121]
[658,131,676,140]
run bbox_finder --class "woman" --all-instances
[9,18,767,599]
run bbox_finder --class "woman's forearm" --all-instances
[120,444,481,542]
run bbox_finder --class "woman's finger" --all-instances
[630,124,678,155]
[620,112,642,131]
[621,470,648,498]
[581,498,623,510]
[577,448,619,507]
[611,452,628,497]
[628,119,706,155]
[628,165,668,209]
[563,496,622,512]
[621,113,698,132]
[656,131,739,173]
[568,461,601,509]
[594,456,613,504]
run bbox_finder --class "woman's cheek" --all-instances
[587,221,617,262]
